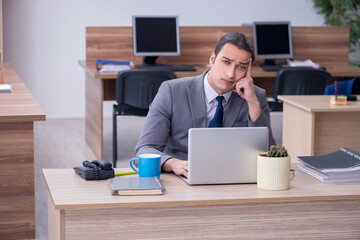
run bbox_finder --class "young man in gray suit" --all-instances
[135,32,275,178]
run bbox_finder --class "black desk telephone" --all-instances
[74,160,115,180]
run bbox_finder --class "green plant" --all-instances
[267,145,288,158]
[312,0,360,53]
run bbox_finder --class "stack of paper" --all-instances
[298,148,360,182]
[287,59,320,69]
[99,64,132,72]
[96,59,133,73]
[0,84,13,93]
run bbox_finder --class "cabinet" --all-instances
[279,95,360,158]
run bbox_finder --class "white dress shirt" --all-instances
[203,71,232,126]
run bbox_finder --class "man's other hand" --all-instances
[162,158,188,178]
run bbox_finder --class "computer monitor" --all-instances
[252,21,293,69]
[133,16,180,67]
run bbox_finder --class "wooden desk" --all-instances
[0,63,46,239]
[279,95,360,159]
[43,167,360,240]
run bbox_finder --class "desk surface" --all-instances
[278,95,360,112]
[0,63,45,122]
[43,167,360,210]
[79,60,360,80]
[79,60,208,79]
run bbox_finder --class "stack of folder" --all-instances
[298,147,360,182]
[96,59,133,73]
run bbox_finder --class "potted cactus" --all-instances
[257,145,291,191]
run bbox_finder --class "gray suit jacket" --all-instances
[135,71,276,165]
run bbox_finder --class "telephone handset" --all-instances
[74,160,115,180]
[90,160,112,170]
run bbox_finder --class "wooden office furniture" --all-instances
[0,63,46,239]
[44,167,360,240]
[0,0,2,62]
[85,26,360,96]
[86,26,351,68]
[279,95,360,160]
[80,26,360,159]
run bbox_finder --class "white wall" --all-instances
[3,0,324,119]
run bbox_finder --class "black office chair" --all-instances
[324,77,360,95]
[112,69,176,167]
[353,78,360,94]
[270,68,332,111]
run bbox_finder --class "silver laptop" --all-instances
[180,127,269,185]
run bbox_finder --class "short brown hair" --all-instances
[214,32,255,63]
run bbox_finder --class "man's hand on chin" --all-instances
[233,62,261,122]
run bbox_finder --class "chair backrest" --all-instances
[116,69,176,116]
[324,77,360,95]
[273,68,332,101]
[352,77,360,94]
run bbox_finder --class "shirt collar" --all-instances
[204,71,232,103]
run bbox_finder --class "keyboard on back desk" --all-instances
[171,65,197,72]
[262,65,314,71]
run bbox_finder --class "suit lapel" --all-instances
[223,92,246,127]
[187,73,207,128]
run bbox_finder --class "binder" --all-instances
[297,148,360,182]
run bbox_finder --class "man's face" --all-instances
[208,43,252,95]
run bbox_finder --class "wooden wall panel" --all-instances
[86,27,136,64]
[85,72,103,159]
[314,112,360,155]
[282,103,315,160]
[0,122,35,240]
[48,194,64,240]
[86,26,350,68]
[292,26,349,66]
[64,200,360,239]
[86,26,251,66]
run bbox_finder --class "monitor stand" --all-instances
[135,56,171,70]
[143,56,159,66]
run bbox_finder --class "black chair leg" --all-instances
[112,105,118,168]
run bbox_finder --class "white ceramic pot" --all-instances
[257,153,291,191]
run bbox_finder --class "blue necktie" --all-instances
[209,96,224,128]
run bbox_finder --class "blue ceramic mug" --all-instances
[130,154,161,177]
